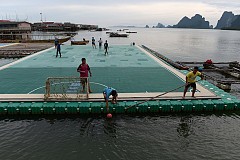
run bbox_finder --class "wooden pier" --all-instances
[141,45,240,91]
[0,43,53,58]
[178,61,240,91]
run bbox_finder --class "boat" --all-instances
[109,32,128,37]
[71,40,89,45]
[126,31,137,33]
[229,61,240,69]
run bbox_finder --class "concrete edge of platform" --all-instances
[0,91,220,102]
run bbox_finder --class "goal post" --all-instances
[44,77,89,101]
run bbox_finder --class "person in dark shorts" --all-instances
[92,37,96,49]
[56,43,61,58]
[103,87,118,112]
[104,40,109,55]
[98,38,103,49]
[183,66,203,98]
[77,58,92,93]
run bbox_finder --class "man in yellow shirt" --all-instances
[183,66,203,98]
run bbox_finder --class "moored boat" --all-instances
[126,31,137,33]
[71,40,89,45]
[109,32,128,37]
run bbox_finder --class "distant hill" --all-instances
[172,14,211,29]
[231,15,240,29]
[154,23,165,28]
[216,11,240,30]
[215,11,235,29]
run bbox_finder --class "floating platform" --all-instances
[0,44,239,115]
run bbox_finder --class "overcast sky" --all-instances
[0,0,239,27]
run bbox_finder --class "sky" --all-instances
[0,0,239,27]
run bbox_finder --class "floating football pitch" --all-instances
[0,45,216,100]
[1,44,240,115]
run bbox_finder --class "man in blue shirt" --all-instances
[103,87,118,112]
[56,43,61,58]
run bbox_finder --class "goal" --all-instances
[44,77,89,101]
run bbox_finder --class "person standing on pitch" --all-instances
[56,43,62,58]
[92,37,96,49]
[77,58,92,93]
[104,40,109,55]
[103,87,118,112]
[98,38,103,49]
[183,66,203,98]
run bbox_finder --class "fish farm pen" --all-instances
[0,44,239,115]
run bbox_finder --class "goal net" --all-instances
[44,77,89,101]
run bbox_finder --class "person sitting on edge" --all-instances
[77,58,92,93]
[183,66,203,98]
[103,87,118,112]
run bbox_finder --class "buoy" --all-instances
[107,113,112,119]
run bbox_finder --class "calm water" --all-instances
[1,28,240,160]
[0,58,16,67]
[0,43,8,46]
[74,28,240,62]
[1,113,240,160]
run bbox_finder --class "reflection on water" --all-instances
[1,113,240,160]
[79,117,117,138]
[104,119,118,139]
[177,116,193,138]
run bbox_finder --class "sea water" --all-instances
[0,28,240,160]
[0,43,8,47]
